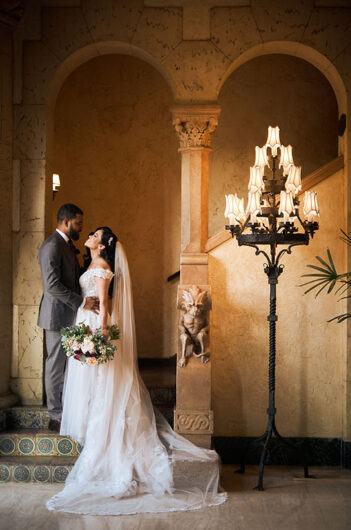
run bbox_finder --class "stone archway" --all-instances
[10,42,178,407]
[219,41,347,119]
[209,41,350,446]
[45,41,176,236]
[51,52,180,359]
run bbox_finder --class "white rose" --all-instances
[81,338,96,354]
[72,340,81,351]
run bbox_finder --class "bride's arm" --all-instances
[95,276,110,339]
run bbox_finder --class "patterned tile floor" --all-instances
[0,466,350,530]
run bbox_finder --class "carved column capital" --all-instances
[171,105,221,148]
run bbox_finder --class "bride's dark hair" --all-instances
[96,226,118,273]
[84,226,118,297]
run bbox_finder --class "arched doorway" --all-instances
[208,48,347,441]
[49,53,180,359]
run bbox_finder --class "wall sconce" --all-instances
[52,173,60,200]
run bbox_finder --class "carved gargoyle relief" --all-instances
[177,285,212,368]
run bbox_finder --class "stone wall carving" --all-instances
[173,117,218,148]
[177,285,212,367]
[171,106,220,148]
[174,410,214,435]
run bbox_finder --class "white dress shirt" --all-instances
[56,228,70,243]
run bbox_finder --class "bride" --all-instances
[47,226,227,515]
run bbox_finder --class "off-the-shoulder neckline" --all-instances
[85,267,114,274]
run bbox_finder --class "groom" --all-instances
[37,203,99,432]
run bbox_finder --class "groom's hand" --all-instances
[84,296,100,314]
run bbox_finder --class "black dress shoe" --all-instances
[48,419,61,432]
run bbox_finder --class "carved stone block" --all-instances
[174,410,214,435]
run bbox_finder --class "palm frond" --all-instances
[301,231,351,323]
[328,313,351,323]
[301,249,339,296]
[340,229,351,246]
[301,280,330,296]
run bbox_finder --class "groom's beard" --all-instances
[69,227,80,241]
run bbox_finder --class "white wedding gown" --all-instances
[46,243,226,515]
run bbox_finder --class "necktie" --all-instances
[68,239,79,264]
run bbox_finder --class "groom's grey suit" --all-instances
[38,230,83,421]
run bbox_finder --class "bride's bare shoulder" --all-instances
[90,257,111,272]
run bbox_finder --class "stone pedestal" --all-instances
[172,105,220,448]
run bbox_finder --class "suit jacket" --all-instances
[37,231,83,331]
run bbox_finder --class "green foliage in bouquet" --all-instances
[301,229,351,323]
[61,323,120,365]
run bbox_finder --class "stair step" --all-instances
[2,402,174,431]
[149,387,176,407]
[0,410,5,430]
[0,456,75,483]
[0,405,174,459]
[5,406,50,430]
[0,455,217,486]
[0,430,82,458]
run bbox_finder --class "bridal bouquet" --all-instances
[60,323,120,365]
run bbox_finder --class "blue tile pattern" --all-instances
[6,408,49,430]
[33,465,50,483]
[53,466,70,482]
[57,438,73,455]
[0,437,15,455]
[0,465,10,482]
[13,465,30,482]
[18,437,35,455]
[37,437,54,455]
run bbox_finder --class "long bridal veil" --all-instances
[47,242,226,515]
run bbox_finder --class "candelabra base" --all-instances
[237,415,314,490]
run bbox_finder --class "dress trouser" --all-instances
[45,330,66,421]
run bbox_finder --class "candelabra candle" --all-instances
[285,165,302,195]
[223,126,319,491]
[248,166,265,193]
[254,145,269,168]
[224,126,320,243]
[279,145,294,175]
[266,125,281,157]
[225,193,245,225]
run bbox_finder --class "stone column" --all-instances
[171,105,220,448]
[9,37,46,406]
[0,25,18,410]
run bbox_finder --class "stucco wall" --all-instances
[52,54,180,358]
[209,54,338,237]
[210,169,346,437]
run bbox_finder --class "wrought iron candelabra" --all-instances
[224,126,320,490]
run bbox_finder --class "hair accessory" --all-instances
[108,236,114,246]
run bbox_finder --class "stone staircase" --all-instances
[0,359,176,483]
